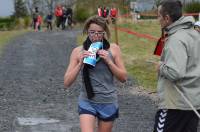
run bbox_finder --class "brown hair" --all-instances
[159,0,182,22]
[83,15,110,39]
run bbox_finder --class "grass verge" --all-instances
[0,30,27,54]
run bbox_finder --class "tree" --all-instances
[14,0,28,17]
[26,0,77,16]
[45,0,54,13]
[26,0,41,14]
[154,0,162,8]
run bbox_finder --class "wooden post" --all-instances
[114,20,119,45]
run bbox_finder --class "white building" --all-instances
[130,0,200,13]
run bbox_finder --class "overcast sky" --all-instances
[0,0,14,17]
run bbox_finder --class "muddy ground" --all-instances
[0,30,199,132]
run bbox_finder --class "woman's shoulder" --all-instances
[72,46,82,52]
[109,43,120,52]
[109,43,121,57]
[71,46,82,56]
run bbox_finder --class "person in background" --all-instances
[64,15,127,132]
[54,5,63,29]
[35,15,42,32]
[97,6,103,17]
[110,6,117,24]
[66,7,73,29]
[45,12,53,31]
[194,21,200,32]
[153,0,200,132]
[32,7,39,30]
[61,6,68,30]
[103,7,108,18]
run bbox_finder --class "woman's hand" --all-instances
[78,50,91,66]
[97,49,112,64]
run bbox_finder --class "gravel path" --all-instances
[0,30,198,132]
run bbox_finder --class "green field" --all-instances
[78,19,161,92]
[114,20,161,92]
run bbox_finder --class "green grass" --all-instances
[0,30,27,54]
[78,19,161,92]
[114,20,161,92]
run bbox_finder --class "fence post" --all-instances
[114,20,119,45]
[199,12,200,21]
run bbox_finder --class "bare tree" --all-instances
[25,0,77,16]
[44,0,55,13]
[14,0,28,17]
[154,0,162,7]
[26,0,41,15]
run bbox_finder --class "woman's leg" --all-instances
[97,120,113,132]
[80,114,96,132]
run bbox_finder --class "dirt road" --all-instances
[0,30,198,132]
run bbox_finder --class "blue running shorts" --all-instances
[78,99,119,121]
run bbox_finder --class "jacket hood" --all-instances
[165,16,195,35]
[194,21,200,27]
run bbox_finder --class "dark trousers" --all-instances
[56,17,62,28]
[62,17,67,30]
[47,22,52,30]
[33,18,37,30]
[153,109,199,132]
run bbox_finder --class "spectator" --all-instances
[66,7,73,28]
[54,5,63,29]
[32,7,39,30]
[194,21,200,32]
[61,6,68,30]
[103,7,108,18]
[97,6,103,17]
[35,15,42,32]
[110,6,117,23]
[45,12,53,31]
[153,1,200,132]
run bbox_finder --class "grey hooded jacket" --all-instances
[157,16,200,110]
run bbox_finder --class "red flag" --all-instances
[153,37,165,56]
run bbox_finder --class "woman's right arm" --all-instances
[64,47,91,88]
[64,47,82,88]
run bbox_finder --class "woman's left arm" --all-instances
[98,44,127,82]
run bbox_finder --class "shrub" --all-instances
[14,18,25,29]
[74,7,91,22]
[184,2,200,19]
[24,16,31,28]
[0,17,15,30]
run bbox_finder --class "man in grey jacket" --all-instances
[153,0,200,132]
